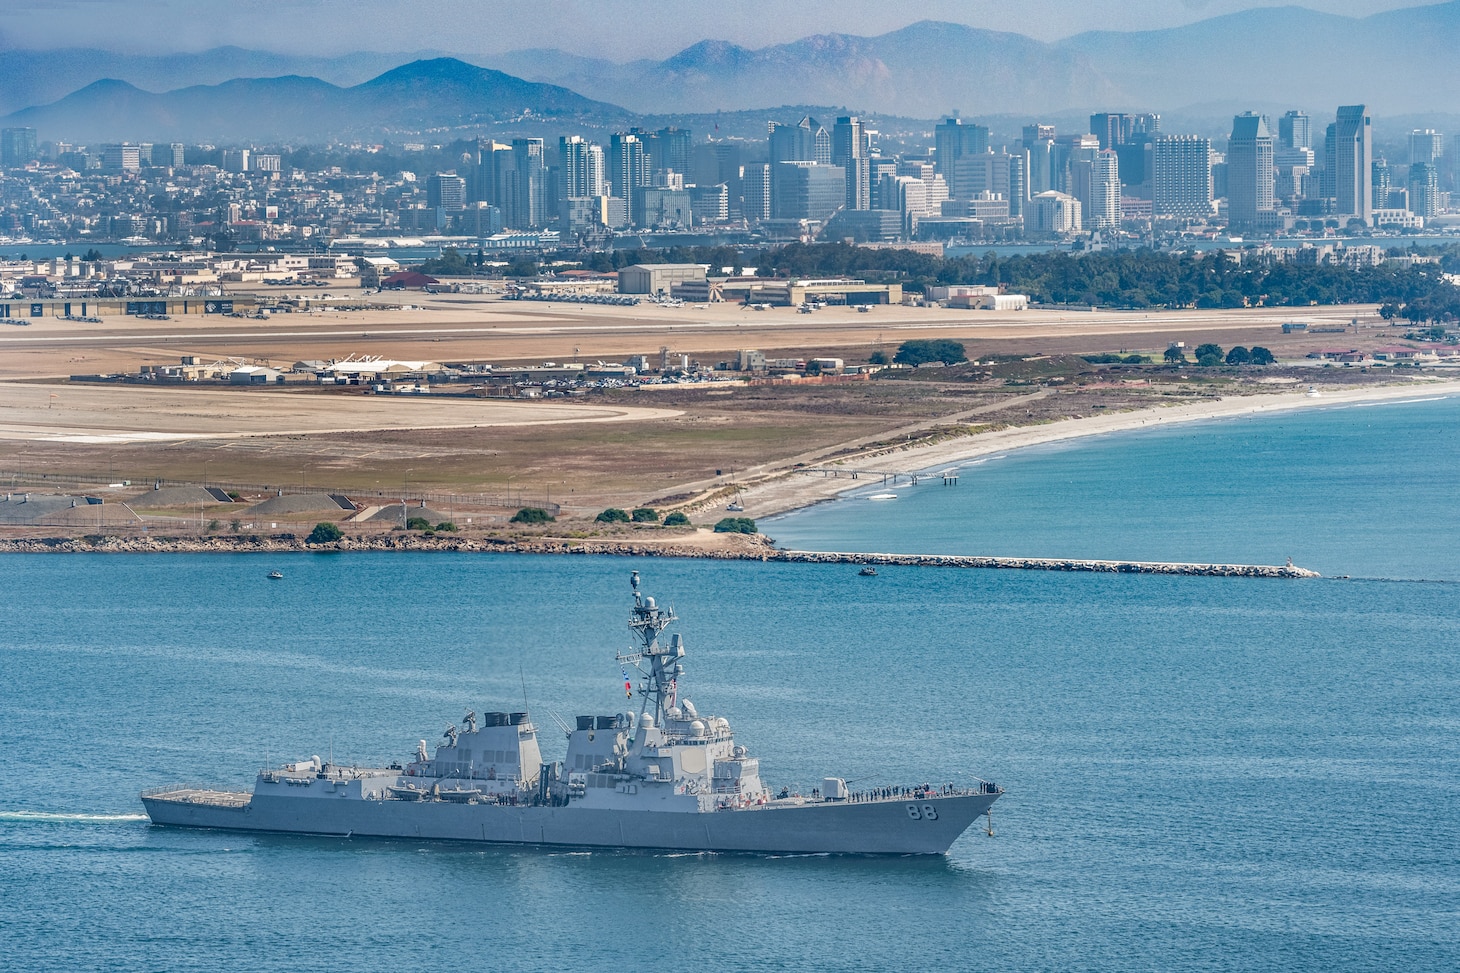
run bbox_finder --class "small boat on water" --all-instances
[867,493,898,501]
[268,571,283,580]
[858,567,878,577]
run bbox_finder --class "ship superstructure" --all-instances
[143,572,1002,854]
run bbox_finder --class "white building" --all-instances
[1028,191,1082,236]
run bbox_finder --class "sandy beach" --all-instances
[738,378,1460,521]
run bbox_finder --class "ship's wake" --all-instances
[0,810,149,824]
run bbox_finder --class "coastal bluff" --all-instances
[0,534,1318,578]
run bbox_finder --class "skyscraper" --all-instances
[1227,112,1275,233]
[559,136,606,199]
[1,127,38,167]
[609,133,651,198]
[771,161,845,221]
[1278,111,1311,151]
[1409,129,1444,167]
[1333,105,1372,224]
[1371,160,1392,211]
[769,118,831,166]
[934,117,989,176]
[655,127,692,178]
[833,116,871,211]
[1151,135,1213,219]
[1409,162,1439,219]
[426,172,467,212]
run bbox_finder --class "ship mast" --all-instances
[617,571,684,727]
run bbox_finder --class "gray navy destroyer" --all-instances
[143,572,1003,854]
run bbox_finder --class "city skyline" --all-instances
[0,0,1433,58]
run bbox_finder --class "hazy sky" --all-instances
[0,0,1429,58]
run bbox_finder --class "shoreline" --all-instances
[745,378,1460,523]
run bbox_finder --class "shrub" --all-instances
[596,508,631,523]
[1123,354,1148,364]
[406,516,431,531]
[434,521,457,532]
[1225,346,1251,365]
[307,522,343,544]
[1197,353,1223,367]
[868,350,888,365]
[894,338,966,367]
[1193,343,1223,364]
[510,507,554,524]
[227,491,241,501]
[630,507,659,523]
[1249,346,1276,365]
[663,512,692,527]
[713,516,758,534]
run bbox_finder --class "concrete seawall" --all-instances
[0,534,1319,577]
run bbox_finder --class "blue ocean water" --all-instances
[767,394,1460,582]
[2,399,1459,971]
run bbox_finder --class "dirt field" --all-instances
[0,293,1438,523]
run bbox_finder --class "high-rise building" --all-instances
[950,149,1029,217]
[833,116,872,211]
[771,161,845,221]
[1090,113,1133,151]
[1409,129,1444,167]
[609,133,651,198]
[1022,124,1056,146]
[559,136,606,199]
[102,143,143,173]
[934,117,989,175]
[1321,122,1337,200]
[1409,162,1439,219]
[168,143,186,167]
[1333,105,1372,224]
[1,127,37,167]
[426,172,467,212]
[769,118,830,166]
[742,164,772,222]
[1371,160,1391,212]
[1227,112,1275,233]
[1151,135,1213,219]
[1087,149,1122,229]
[1278,111,1311,151]
[508,138,545,229]
[655,126,692,179]
[221,148,249,173]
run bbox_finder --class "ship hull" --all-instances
[142,791,998,855]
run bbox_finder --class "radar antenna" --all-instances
[618,572,685,727]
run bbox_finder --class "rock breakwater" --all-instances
[0,533,1318,577]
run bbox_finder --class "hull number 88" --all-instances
[906,804,938,821]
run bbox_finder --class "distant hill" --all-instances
[0,58,635,142]
[482,21,1120,118]
[4,1,1460,142]
[481,3,1460,117]
[1058,2,1460,115]
[0,47,427,116]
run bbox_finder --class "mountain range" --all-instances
[2,2,1459,143]
[0,59,633,143]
